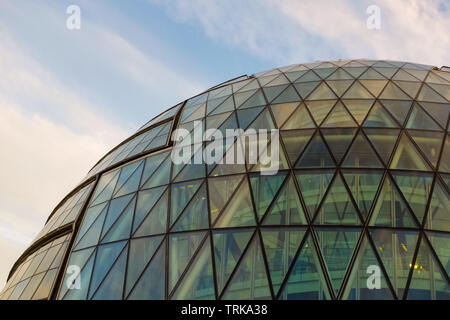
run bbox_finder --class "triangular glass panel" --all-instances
[417,85,448,103]
[419,102,450,129]
[270,102,299,127]
[92,244,128,300]
[373,67,397,79]
[214,178,256,228]
[285,70,307,82]
[88,241,127,299]
[208,174,244,225]
[390,133,432,171]
[428,83,450,102]
[247,108,275,131]
[272,85,301,104]
[171,237,215,300]
[363,102,399,128]
[113,160,144,198]
[90,170,120,206]
[206,95,230,115]
[172,183,209,231]
[321,128,357,164]
[393,81,422,99]
[237,106,264,129]
[249,172,287,221]
[262,85,287,104]
[280,129,314,165]
[222,234,271,300]
[327,68,354,80]
[315,228,361,295]
[343,171,383,221]
[370,176,418,228]
[101,193,134,239]
[77,202,108,243]
[359,68,386,80]
[296,170,334,218]
[234,90,257,108]
[343,66,367,78]
[295,131,335,168]
[314,67,337,79]
[262,228,307,294]
[342,234,394,300]
[407,237,450,300]
[392,171,433,224]
[213,229,254,294]
[133,189,168,237]
[141,156,171,189]
[206,112,233,133]
[364,128,400,165]
[379,82,411,100]
[424,180,450,232]
[359,80,388,97]
[342,131,384,168]
[140,151,170,187]
[425,231,450,277]
[326,80,353,97]
[342,100,373,125]
[306,82,337,100]
[170,179,203,225]
[426,72,450,85]
[295,70,320,82]
[127,239,166,300]
[278,233,331,300]
[294,81,321,99]
[210,96,235,115]
[305,100,337,126]
[132,186,166,233]
[392,69,420,81]
[314,175,362,225]
[74,205,107,250]
[380,100,412,126]
[406,103,442,131]
[125,235,164,296]
[321,102,358,127]
[61,250,95,300]
[262,175,307,225]
[369,228,419,298]
[281,103,315,129]
[342,81,374,99]
[439,135,450,173]
[169,231,207,293]
[101,196,136,243]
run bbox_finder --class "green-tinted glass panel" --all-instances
[321,128,356,165]
[280,129,314,165]
[126,235,164,296]
[101,194,134,239]
[62,251,95,300]
[296,170,334,218]
[140,152,169,187]
[262,175,307,225]
[270,102,299,128]
[294,81,320,99]
[342,131,383,168]
[425,231,450,277]
[172,184,209,231]
[379,82,411,100]
[406,103,442,131]
[359,68,386,80]
[315,175,362,225]
[141,157,171,189]
[369,228,419,298]
[237,106,264,129]
[170,180,203,225]
[214,178,256,228]
[343,171,383,221]
[132,186,166,233]
[213,229,254,294]
[370,176,418,228]
[342,235,394,300]
[364,128,400,165]
[419,102,450,129]
[114,161,144,198]
[322,102,358,127]
[394,81,422,99]
[305,100,336,126]
[392,171,433,224]
[278,234,331,300]
[171,237,215,300]
[343,66,367,78]
[327,68,353,80]
[76,202,108,243]
[250,173,287,221]
[102,196,135,243]
[343,100,373,125]
[295,132,335,168]
[407,237,450,300]
[92,244,128,300]
[417,85,447,103]
[326,80,353,97]
[424,180,450,232]
[208,174,243,224]
[169,231,207,293]
[342,81,374,99]
[363,102,399,128]
[90,170,120,206]
[222,235,271,300]
[380,100,412,126]
[262,86,285,104]
[282,103,315,129]
[408,130,444,168]
[127,240,165,300]
[306,82,337,100]
[262,228,306,294]
[134,189,168,237]
[272,85,301,104]
[74,206,107,250]
[439,135,450,173]
[359,80,388,97]
[390,133,432,171]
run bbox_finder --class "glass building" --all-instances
[1,59,450,300]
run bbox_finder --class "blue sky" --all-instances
[0,0,449,286]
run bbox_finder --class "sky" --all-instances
[0,0,449,287]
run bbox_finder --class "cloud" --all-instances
[150,0,450,67]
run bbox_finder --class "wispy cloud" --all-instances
[151,0,450,66]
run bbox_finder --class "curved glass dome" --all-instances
[1,59,450,300]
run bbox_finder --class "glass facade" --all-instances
[1,59,449,300]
